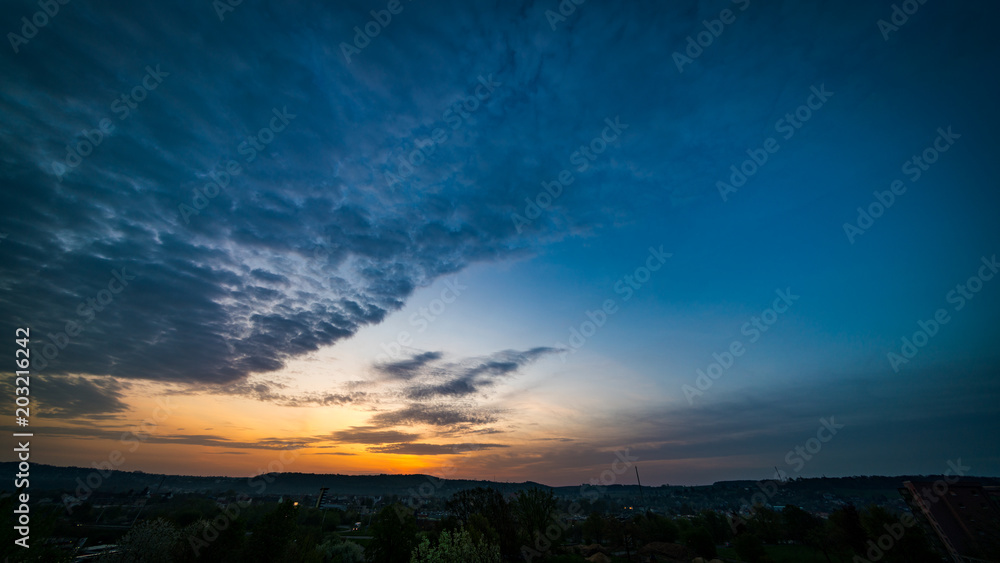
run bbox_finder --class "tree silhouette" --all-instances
[242,500,298,563]
[583,512,606,544]
[828,504,868,555]
[99,518,183,563]
[633,512,679,544]
[512,487,557,546]
[733,533,768,563]
[445,487,518,559]
[681,526,716,558]
[317,539,365,563]
[410,527,501,563]
[781,505,820,543]
[860,505,937,563]
[366,503,418,563]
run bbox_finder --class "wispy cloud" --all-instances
[369,403,500,428]
[0,375,131,421]
[31,425,312,450]
[367,443,509,456]
[374,351,444,380]
[397,347,558,399]
[328,426,420,445]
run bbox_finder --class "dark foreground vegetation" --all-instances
[1,483,956,562]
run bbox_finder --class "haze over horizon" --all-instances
[2,0,999,488]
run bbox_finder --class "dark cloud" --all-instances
[0,375,130,421]
[0,0,956,391]
[502,367,1000,484]
[355,348,553,439]
[328,426,420,445]
[4,0,997,483]
[366,443,509,456]
[31,425,311,450]
[374,351,444,380]
[200,380,370,408]
[369,403,500,428]
[0,1,599,386]
[402,347,557,399]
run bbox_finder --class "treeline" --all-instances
[1,486,947,562]
[366,487,943,562]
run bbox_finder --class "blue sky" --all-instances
[1,0,998,485]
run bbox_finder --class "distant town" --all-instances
[2,463,998,562]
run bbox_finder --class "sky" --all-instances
[1,0,998,487]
